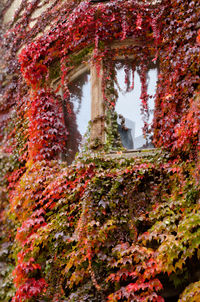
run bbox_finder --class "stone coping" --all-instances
[105,148,160,159]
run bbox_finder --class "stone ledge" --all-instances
[105,148,161,159]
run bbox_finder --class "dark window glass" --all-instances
[115,62,157,150]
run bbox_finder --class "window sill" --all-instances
[105,148,161,159]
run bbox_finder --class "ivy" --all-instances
[0,0,200,301]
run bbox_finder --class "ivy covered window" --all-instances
[60,50,158,164]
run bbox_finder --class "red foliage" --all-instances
[10,160,95,300]
[197,29,200,45]
[1,0,199,301]
[28,89,67,160]
[153,0,200,155]
[12,278,47,302]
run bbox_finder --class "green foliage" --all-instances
[4,151,198,301]
[0,0,199,301]
[178,281,200,302]
[105,108,122,151]
[69,46,94,67]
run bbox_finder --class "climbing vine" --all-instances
[0,0,199,301]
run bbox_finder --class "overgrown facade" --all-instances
[0,1,200,301]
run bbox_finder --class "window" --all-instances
[114,61,158,149]
[68,70,91,138]
[62,69,91,164]
[59,45,158,163]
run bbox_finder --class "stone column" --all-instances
[90,63,105,144]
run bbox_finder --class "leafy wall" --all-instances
[0,0,200,301]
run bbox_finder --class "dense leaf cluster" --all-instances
[7,155,200,301]
[0,0,199,301]
[153,0,200,154]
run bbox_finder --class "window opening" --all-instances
[114,61,157,150]
[68,70,91,137]
[63,70,91,163]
